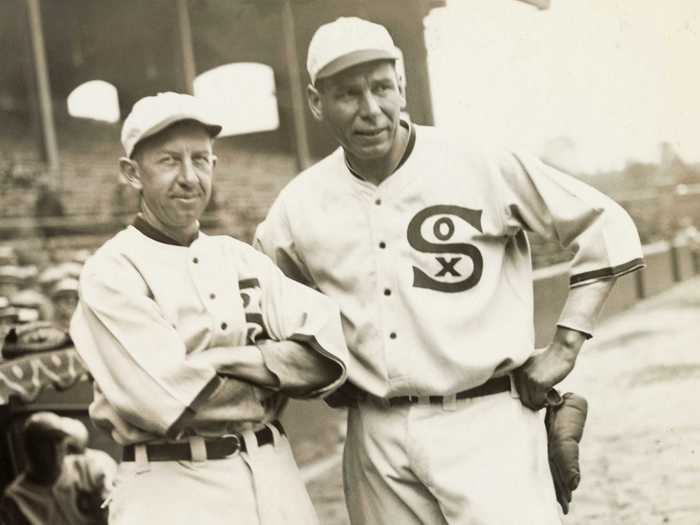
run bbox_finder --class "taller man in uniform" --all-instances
[71,92,348,525]
[255,17,645,525]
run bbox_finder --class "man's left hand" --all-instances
[514,327,587,410]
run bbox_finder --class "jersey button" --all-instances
[389,332,397,340]
[374,198,382,206]
[379,241,386,249]
[220,322,228,331]
[384,289,391,296]
[192,257,199,264]
[209,293,216,300]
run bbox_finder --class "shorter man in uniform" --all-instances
[70,92,349,525]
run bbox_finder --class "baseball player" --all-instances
[254,17,645,525]
[0,412,117,525]
[69,92,349,525]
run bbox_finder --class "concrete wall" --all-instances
[533,240,699,347]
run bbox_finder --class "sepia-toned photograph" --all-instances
[0,1,698,524]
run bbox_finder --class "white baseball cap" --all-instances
[50,277,79,298]
[121,92,223,158]
[307,17,400,85]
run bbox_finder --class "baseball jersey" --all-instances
[70,219,348,445]
[254,122,644,399]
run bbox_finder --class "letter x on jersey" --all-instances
[407,205,484,293]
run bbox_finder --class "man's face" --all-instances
[310,60,404,161]
[53,292,78,328]
[127,121,215,236]
[26,433,68,484]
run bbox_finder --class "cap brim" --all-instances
[314,49,398,83]
[129,115,222,157]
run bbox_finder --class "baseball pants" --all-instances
[108,424,319,525]
[343,388,561,525]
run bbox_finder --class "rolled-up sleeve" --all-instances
[499,151,645,287]
[70,256,219,437]
[254,253,348,399]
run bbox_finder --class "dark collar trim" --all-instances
[132,215,196,247]
[395,119,416,172]
[345,119,416,180]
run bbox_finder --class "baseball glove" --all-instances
[545,390,588,514]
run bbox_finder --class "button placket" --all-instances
[372,201,402,381]
[190,247,224,330]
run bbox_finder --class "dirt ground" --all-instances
[304,277,700,524]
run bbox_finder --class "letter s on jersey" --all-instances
[407,205,484,293]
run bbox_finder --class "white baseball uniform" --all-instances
[70,217,349,525]
[255,121,644,524]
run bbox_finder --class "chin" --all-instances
[347,142,388,159]
[361,146,391,160]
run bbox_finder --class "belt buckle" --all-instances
[220,433,243,457]
[407,395,418,404]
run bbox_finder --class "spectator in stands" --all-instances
[34,179,66,239]
[0,247,18,267]
[49,278,79,333]
[9,289,52,322]
[0,297,19,343]
[0,266,22,298]
[0,412,116,525]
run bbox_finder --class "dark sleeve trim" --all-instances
[555,323,593,340]
[286,333,346,398]
[570,257,645,286]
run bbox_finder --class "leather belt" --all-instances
[387,376,511,407]
[122,421,285,462]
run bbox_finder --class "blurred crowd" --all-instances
[0,244,120,524]
[0,244,89,354]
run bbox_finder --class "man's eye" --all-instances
[337,90,356,100]
[193,156,210,166]
[160,156,176,165]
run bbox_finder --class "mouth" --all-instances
[355,128,387,139]
[172,195,200,203]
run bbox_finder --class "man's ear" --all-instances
[211,154,218,170]
[119,157,142,191]
[307,84,324,122]
[396,71,407,110]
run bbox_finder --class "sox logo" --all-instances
[407,205,484,293]
[238,278,270,343]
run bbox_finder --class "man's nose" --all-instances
[177,158,197,185]
[359,90,381,118]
